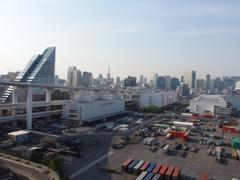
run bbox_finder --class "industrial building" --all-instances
[189,95,231,116]
[63,96,125,124]
[140,91,177,108]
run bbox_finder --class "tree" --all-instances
[48,155,64,176]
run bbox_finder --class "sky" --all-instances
[0,0,240,80]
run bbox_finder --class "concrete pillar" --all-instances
[45,88,51,121]
[45,88,51,102]
[12,87,18,127]
[12,87,18,104]
[26,87,32,130]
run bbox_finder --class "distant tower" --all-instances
[107,66,110,80]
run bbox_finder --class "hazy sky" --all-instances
[1,0,240,80]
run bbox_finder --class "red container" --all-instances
[170,131,189,140]
[139,161,150,173]
[152,163,162,174]
[172,166,181,180]
[165,166,175,180]
[121,158,134,172]
[200,171,208,180]
[159,164,168,176]
[223,126,239,134]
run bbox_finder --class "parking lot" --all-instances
[63,117,240,180]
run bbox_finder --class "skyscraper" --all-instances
[171,77,180,90]
[179,83,189,97]
[164,76,171,90]
[139,75,144,87]
[82,72,93,87]
[196,79,205,91]
[206,74,211,91]
[153,73,158,88]
[157,76,165,89]
[67,66,81,87]
[183,70,196,90]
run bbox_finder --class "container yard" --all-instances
[122,158,181,180]
[58,112,240,180]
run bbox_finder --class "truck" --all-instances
[163,144,170,154]
[232,149,238,160]
[216,147,222,161]
[237,149,240,160]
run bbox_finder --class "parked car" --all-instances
[112,144,124,149]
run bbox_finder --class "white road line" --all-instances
[69,151,114,179]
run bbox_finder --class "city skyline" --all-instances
[1,1,240,79]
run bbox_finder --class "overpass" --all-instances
[0,81,143,129]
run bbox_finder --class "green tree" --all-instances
[48,155,64,176]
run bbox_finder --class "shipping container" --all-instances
[165,166,174,180]
[133,160,145,175]
[140,162,150,173]
[200,171,208,180]
[172,166,181,180]
[152,164,162,174]
[136,171,148,180]
[146,163,156,172]
[232,137,240,149]
[121,158,134,172]
[152,174,162,180]
[144,172,155,180]
[159,165,168,176]
[223,126,239,134]
[128,160,139,174]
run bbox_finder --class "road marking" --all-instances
[69,151,114,179]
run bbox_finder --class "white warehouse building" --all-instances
[63,96,125,124]
[140,91,177,108]
[189,95,231,116]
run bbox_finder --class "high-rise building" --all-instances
[144,78,148,87]
[206,74,211,91]
[196,79,205,91]
[82,72,93,87]
[214,77,222,92]
[222,76,235,92]
[1,47,56,103]
[67,66,81,87]
[116,77,121,85]
[171,77,180,90]
[179,83,189,97]
[153,73,158,88]
[139,75,144,87]
[157,76,165,89]
[183,70,196,90]
[164,76,171,90]
[124,76,137,87]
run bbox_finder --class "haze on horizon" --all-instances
[0,0,240,80]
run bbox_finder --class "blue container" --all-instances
[146,163,156,172]
[127,160,139,174]
[144,172,154,180]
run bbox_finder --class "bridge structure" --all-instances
[0,81,144,129]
